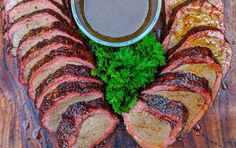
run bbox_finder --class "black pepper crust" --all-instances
[56,98,105,148]
[35,64,93,98]
[28,47,91,81]
[6,9,72,30]
[21,35,85,62]
[141,94,189,127]
[165,46,220,68]
[145,72,211,95]
[39,81,103,114]
[165,26,223,57]
[18,21,83,48]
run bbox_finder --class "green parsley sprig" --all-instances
[89,33,166,114]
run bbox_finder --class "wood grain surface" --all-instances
[0,0,235,148]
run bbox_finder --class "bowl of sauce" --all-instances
[71,0,162,47]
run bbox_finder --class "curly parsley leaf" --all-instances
[89,33,166,114]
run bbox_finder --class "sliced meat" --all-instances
[166,27,232,77]
[39,81,103,133]
[17,21,83,62]
[162,46,222,99]
[142,72,212,133]
[123,98,188,148]
[164,0,224,24]
[27,47,95,99]
[34,65,102,108]
[4,0,64,12]
[6,0,72,25]
[4,9,72,56]
[18,36,91,85]
[163,1,225,50]
[57,101,119,148]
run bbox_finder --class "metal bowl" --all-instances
[71,0,162,47]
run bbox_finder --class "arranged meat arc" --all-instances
[124,0,232,147]
[3,0,119,147]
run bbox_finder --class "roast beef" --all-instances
[123,97,188,148]
[163,1,225,50]
[57,100,119,148]
[164,0,224,25]
[4,9,72,56]
[17,21,83,62]
[6,0,72,25]
[142,72,212,133]
[166,27,232,77]
[161,46,222,99]
[39,81,103,132]
[34,65,102,109]
[27,47,95,99]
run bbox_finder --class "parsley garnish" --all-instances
[89,33,166,114]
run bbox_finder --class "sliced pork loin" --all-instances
[166,27,232,77]
[142,72,212,133]
[17,21,83,62]
[19,37,91,86]
[56,100,119,148]
[162,46,222,99]
[4,9,72,56]
[34,64,102,109]
[164,0,224,25]
[3,0,64,12]
[6,0,72,26]
[39,81,103,133]
[123,97,188,148]
[27,47,95,99]
[163,1,225,50]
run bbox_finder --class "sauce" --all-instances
[78,0,152,42]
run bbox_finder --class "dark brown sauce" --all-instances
[78,0,152,42]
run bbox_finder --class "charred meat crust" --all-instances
[35,65,93,98]
[21,36,85,62]
[18,21,83,48]
[166,26,223,57]
[39,81,103,114]
[56,100,112,148]
[140,94,189,127]
[6,0,72,23]
[164,46,221,69]
[142,72,212,105]
[28,47,93,81]
[6,9,72,30]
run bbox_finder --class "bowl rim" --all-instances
[71,0,162,47]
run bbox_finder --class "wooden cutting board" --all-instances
[0,0,235,147]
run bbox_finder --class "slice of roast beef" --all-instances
[163,1,225,50]
[161,46,222,99]
[164,0,224,25]
[56,100,119,148]
[123,98,188,148]
[4,0,64,12]
[142,72,212,133]
[39,81,103,133]
[6,0,72,26]
[17,21,84,62]
[4,9,72,56]
[166,27,232,77]
[34,65,102,108]
[27,47,95,99]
